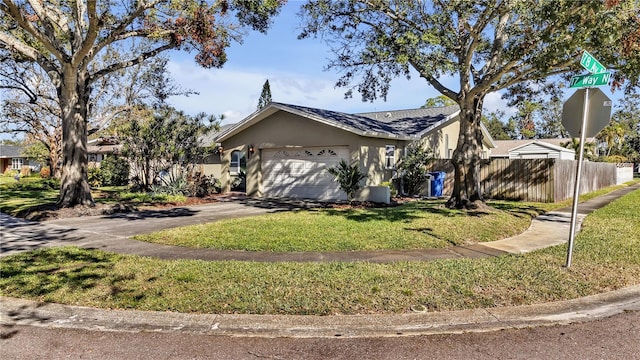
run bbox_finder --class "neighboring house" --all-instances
[87,137,122,166]
[216,102,496,201]
[0,145,40,174]
[490,138,597,160]
[196,123,236,179]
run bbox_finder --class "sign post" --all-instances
[565,88,589,268]
[561,51,613,268]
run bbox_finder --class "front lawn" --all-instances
[0,178,187,218]
[0,177,59,215]
[1,188,638,315]
[135,200,557,251]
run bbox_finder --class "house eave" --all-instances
[218,103,417,142]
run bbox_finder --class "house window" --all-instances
[385,145,396,169]
[11,158,23,170]
[230,150,246,174]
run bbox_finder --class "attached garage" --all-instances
[261,147,349,200]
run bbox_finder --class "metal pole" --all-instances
[566,88,590,268]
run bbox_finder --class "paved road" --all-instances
[2,310,638,359]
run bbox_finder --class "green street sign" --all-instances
[570,72,611,88]
[580,51,607,74]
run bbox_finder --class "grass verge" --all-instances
[1,188,638,315]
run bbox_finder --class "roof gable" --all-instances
[492,138,594,156]
[218,102,463,142]
[510,141,575,153]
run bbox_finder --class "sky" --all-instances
[165,1,519,125]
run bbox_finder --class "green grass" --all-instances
[135,200,554,251]
[0,177,186,216]
[0,177,60,215]
[1,188,638,315]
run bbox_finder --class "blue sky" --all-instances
[165,1,625,128]
[166,2,518,125]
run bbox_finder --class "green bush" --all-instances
[100,156,129,186]
[152,175,189,196]
[187,172,220,197]
[380,181,397,197]
[87,166,103,188]
[397,144,435,196]
[326,160,367,201]
[39,167,51,179]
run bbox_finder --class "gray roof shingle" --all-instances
[274,103,459,138]
[0,145,24,158]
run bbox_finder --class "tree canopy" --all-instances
[0,0,283,207]
[300,0,639,208]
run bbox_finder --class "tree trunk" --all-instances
[57,68,94,207]
[446,94,487,209]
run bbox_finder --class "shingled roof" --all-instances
[0,145,24,159]
[218,102,461,142]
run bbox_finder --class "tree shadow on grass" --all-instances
[488,202,547,219]
[317,201,494,222]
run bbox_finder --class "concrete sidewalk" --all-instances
[1,183,639,338]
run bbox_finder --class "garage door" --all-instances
[262,147,349,200]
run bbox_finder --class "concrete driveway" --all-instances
[0,201,284,257]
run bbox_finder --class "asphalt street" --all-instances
[2,310,639,359]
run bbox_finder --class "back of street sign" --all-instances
[561,88,612,138]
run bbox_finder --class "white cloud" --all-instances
[167,58,454,125]
[483,91,517,120]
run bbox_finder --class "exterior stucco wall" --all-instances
[221,111,374,196]
[196,154,223,179]
[357,138,406,186]
[422,119,492,159]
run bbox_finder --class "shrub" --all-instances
[87,166,103,188]
[187,172,220,197]
[152,175,189,196]
[397,144,435,196]
[100,156,130,186]
[20,166,31,177]
[39,167,51,179]
[3,168,17,177]
[231,170,246,192]
[380,181,397,197]
[326,160,367,201]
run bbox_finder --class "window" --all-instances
[230,150,246,174]
[385,145,396,169]
[11,158,23,170]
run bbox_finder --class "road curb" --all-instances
[2,285,639,338]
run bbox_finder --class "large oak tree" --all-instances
[299,0,640,209]
[0,0,282,207]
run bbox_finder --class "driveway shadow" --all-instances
[100,207,198,221]
[1,215,84,256]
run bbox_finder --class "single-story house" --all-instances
[490,138,598,160]
[87,137,122,166]
[0,145,40,174]
[196,123,236,179]
[216,102,496,201]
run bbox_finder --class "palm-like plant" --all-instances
[326,160,367,202]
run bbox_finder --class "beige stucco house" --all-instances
[216,102,495,201]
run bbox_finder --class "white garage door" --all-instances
[262,147,349,200]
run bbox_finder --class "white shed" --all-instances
[508,141,576,160]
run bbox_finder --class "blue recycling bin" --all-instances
[430,171,446,197]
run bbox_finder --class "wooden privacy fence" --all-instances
[427,159,622,202]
